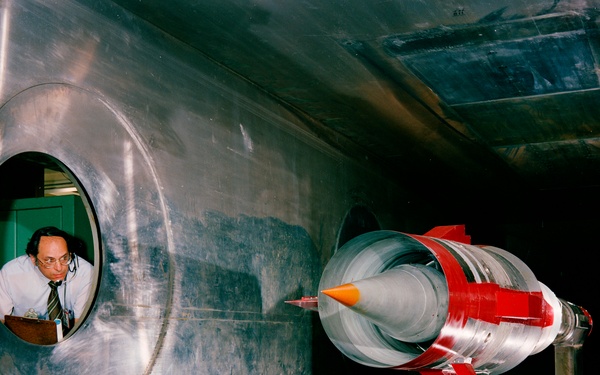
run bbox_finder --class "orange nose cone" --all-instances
[321,283,360,307]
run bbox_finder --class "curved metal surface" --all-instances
[108,0,600,205]
[0,84,174,373]
[0,1,596,374]
[553,300,593,375]
[0,1,422,373]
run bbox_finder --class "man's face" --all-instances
[30,236,69,282]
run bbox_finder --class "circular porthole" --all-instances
[0,152,99,344]
[0,84,173,373]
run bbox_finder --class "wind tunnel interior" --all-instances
[0,1,597,375]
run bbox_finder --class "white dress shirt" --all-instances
[0,254,93,320]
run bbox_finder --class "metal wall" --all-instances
[0,1,438,373]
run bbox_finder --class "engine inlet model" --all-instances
[288,225,593,375]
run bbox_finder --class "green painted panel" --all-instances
[16,206,63,257]
[0,210,17,266]
[0,196,94,267]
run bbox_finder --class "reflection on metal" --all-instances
[123,138,152,367]
[0,3,10,99]
[554,301,594,375]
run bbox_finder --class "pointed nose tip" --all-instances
[321,283,360,307]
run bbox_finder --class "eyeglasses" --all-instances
[36,254,71,269]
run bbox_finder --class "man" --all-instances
[0,226,93,332]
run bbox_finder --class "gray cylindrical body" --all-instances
[342,264,448,342]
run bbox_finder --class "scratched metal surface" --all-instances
[0,1,428,374]
[109,0,600,201]
[0,1,597,375]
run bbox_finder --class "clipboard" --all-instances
[3,315,58,345]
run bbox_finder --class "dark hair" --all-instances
[25,226,76,256]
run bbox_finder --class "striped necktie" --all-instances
[47,281,65,324]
